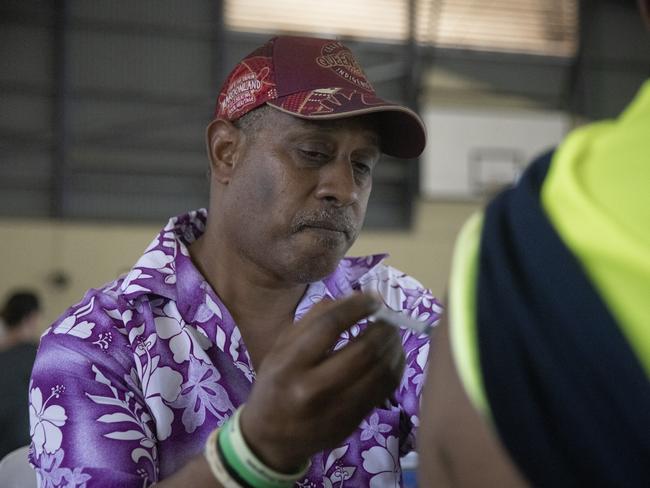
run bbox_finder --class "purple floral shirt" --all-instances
[29,209,441,488]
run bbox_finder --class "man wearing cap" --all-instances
[29,36,440,487]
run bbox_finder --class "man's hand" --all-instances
[240,293,406,472]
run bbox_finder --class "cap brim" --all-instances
[266,90,426,159]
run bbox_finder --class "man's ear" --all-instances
[205,118,244,184]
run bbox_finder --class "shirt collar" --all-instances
[119,209,207,307]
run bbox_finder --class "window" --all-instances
[226,0,578,57]
[418,0,577,57]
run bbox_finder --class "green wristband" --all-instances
[219,415,278,488]
[218,407,310,488]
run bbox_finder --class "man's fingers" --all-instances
[326,322,402,382]
[290,293,381,365]
[312,347,406,436]
[297,323,405,406]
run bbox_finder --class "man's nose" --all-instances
[314,157,359,207]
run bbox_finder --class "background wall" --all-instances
[0,199,479,328]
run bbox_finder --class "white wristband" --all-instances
[204,426,246,488]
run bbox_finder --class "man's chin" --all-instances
[280,230,358,283]
[296,227,350,250]
[286,249,349,284]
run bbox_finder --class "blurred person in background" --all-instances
[0,290,41,459]
[29,36,440,487]
[418,1,650,486]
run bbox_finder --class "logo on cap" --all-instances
[316,42,373,92]
[222,71,262,118]
[219,60,275,120]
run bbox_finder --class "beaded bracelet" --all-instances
[218,406,311,488]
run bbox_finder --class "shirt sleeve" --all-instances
[29,289,159,488]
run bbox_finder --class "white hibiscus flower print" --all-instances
[120,269,154,295]
[140,359,183,441]
[129,332,184,441]
[37,449,91,488]
[154,302,211,363]
[361,435,401,488]
[322,445,356,487]
[402,286,442,322]
[360,412,391,445]
[171,357,234,433]
[30,384,68,456]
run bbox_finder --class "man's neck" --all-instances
[189,226,311,369]
[188,228,308,331]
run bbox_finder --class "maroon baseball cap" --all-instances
[214,36,426,159]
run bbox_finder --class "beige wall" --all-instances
[0,200,479,329]
[0,219,159,330]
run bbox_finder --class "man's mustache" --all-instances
[290,209,357,238]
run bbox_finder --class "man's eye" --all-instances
[353,162,372,175]
[299,149,329,161]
